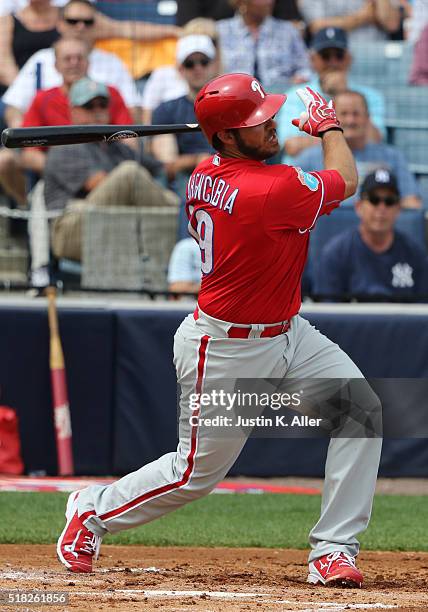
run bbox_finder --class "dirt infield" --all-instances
[1,545,428,611]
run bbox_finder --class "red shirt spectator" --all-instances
[22,84,132,127]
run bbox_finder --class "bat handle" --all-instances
[46,286,60,338]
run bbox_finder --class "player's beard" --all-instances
[233,130,279,161]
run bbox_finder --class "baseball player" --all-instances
[57,74,382,588]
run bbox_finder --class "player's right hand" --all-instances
[291,87,343,138]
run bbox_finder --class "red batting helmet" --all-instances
[194,73,287,144]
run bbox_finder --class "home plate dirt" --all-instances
[1,546,428,611]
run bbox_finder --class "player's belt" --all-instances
[227,321,290,339]
[193,307,290,339]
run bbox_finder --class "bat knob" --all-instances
[1,128,12,148]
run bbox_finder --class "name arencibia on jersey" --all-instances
[187,171,239,215]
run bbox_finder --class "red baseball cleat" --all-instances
[308,551,363,588]
[57,491,101,573]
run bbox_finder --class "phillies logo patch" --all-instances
[251,80,265,99]
[294,167,319,191]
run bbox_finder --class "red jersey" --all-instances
[186,154,345,324]
[22,85,132,129]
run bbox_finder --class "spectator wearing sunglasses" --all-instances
[294,90,421,209]
[151,35,217,187]
[44,77,179,262]
[314,169,428,302]
[276,27,385,163]
[2,0,141,129]
[141,18,222,126]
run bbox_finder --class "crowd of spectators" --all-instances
[0,0,426,302]
[45,76,178,262]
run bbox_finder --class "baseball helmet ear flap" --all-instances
[194,73,287,144]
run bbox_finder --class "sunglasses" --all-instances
[81,98,109,111]
[319,48,346,61]
[64,17,95,26]
[182,57,212,69]
[367,194,399,207]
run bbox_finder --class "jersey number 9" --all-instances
[195,209,214,275]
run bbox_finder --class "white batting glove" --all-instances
[292,87,343,137]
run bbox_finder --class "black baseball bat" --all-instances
[1,123,201,148]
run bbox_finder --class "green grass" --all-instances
[1,492,427,551]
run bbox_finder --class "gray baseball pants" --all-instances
[77,308,382,562]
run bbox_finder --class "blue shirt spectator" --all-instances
[168,237,201,295]
[151,35,216,189]
[314,169,428,301]
[216,4,310,90]
[152,95,212,155]
[151,35,217,223]
[276,27,385,164]
[295,142,420,208]
[168,237,201,284]
[314,227,428,300]
[294,90,421,209]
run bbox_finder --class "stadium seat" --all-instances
[93,1,178,79]
[391,127,428,168]
[81,205,178,290]
[417,175,428,209]
[94,0,177,24]
[349,41,413,88]
[384,86,428,124]
[308,208,360,266]
[395,209,427,250]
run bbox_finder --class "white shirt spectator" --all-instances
[167,238,201,285]
[141,65,188,112]
[2,46,140,111]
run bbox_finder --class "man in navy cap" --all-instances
[314,169,428,301]
[276,26,385,163]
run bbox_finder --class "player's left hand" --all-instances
[291,87,343,138]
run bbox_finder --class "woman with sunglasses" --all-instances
[314,169,428,302]
[0,0,60,95]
